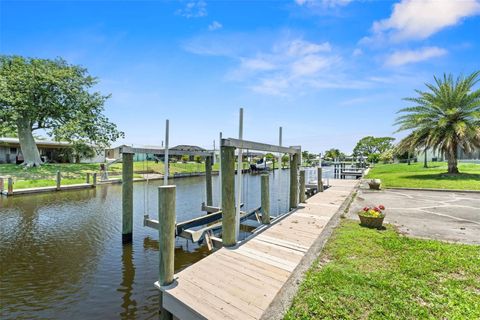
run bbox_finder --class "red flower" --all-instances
[373,207,380,212]
[363,206,370,211]
[379,205,385,210]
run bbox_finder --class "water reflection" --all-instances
[119,244,137,319]
[0,169,332,319]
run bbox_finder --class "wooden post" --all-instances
[92,173,97,186]
[205,155,213,207]
[86,173,91,184]
[0,177,4,193]
[289,152,299,209]
[317,167,324,192]
[122,152,134,244]
[221,145,236,247]
[164,119,170,185]
[158,185,175,320]
[299,170,306,203]
[261,174,270,224]
[7,177,13,196]
[56,171,61,191]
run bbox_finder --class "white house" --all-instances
[0,137,105,164]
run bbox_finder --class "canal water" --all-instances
[0,168,333,319]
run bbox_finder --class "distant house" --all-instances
[0,137,105,164]
[106,144,212,162]
[105,144,163,161]
[418,147,480,163]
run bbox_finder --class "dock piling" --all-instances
[317,167,324,192]
[158,185,175,320]
[299,170,306,203]
[122,152,134,244]
[7,177,13,196]
[221,145,236,247]
[56,171,61,191]
[261,174,270,224]
[86,173,91,184]
[289,152,299,209]
[205,155,213,207]
[92,173,97,186]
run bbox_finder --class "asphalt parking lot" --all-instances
[347,187,480,245]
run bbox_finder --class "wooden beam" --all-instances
[299,170,306,203]
[56,171,61,191]
[122,152,134,244]
[7,177,13,196]
[221,145,236,247]
[261,174,270,224]
[317,167,324,192]
[158,185,176,320]
[119,145,213,157]
[205,156,213,206]
[289,153,299,209]
[221,138,299,154]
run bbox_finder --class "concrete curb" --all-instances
[261,182,360,320]
[385,187,480,194]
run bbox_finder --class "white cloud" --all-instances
[284,39,331,56]
[250,77,290,96]
[230,39,339,95]
[176,1,207,18]
[371,0,480,41]
[184,34,378,95]
[385,46,447,66]
[291,54,333,77]
[352,48,363,56]
[240,58,276,71]
[208,21,222,31]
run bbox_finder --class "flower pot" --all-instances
[359,215,384,228]
[368,179,381,190]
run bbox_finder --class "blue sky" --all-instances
[1,0,479,153]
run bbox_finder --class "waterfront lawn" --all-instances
[109,160,221,174]
[0,161,223,189]
[0,163,101,180]
[285,220,480,320]
[0,163,127,189]
[365,162,480,190]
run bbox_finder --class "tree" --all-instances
[353,136,395,158]
[324,148,341,160]
[301,150,314,165]
[396,72,480,174]
[301,150,309,161]
[281,154,289,168]
[379,149,394,164]
[71,141,96,164]
[0,126,17,137]
[0,56,124,167]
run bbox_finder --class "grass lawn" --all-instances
[109,160,222,174]
[285,220,480,320]
[365,162,480,190]
[0,163,115,189]
[0,160,221,189]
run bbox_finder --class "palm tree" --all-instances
[324,148,341,160]
[395,71,480,174]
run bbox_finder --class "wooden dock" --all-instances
[1,183,95,196]
[156,179,358,320]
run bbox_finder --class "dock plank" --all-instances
[160,179,358,319]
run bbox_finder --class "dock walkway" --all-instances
[158,179,358,320]
[1,183,95,196]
